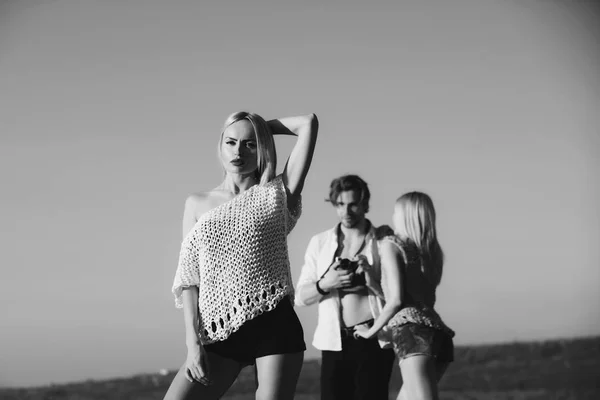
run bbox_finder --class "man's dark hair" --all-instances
[327,174,370,213]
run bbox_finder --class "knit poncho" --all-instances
[172,175,301,344]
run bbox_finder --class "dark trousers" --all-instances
[321,336,395,400]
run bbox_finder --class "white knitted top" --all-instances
[172,175,301,344]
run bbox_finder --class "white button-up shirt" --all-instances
[295,222,389,351]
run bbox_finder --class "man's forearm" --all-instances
[296,280,328,306]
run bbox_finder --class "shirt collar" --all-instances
[331,219,376,241]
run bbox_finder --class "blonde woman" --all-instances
[164,111,319,400]
[354,192,454,400]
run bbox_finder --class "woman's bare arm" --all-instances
[179,195,211,383]
[356,241,404,338]
[268,114,319,205]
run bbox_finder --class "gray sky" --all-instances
[1,0,598,388]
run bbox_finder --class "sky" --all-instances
[0,0,598,388]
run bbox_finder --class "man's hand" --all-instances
[319,258,356,291]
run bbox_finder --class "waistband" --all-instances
[340,319,374,339]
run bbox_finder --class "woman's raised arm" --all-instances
[268,113,319,204]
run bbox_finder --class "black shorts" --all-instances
[204,296,306,365]
[391,323,454,364]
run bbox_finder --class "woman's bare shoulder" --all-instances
[185,189,232,218]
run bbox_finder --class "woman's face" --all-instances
[220,120,259,176]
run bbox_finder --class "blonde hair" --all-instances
[218,111,277,185]
[393,192,444,287]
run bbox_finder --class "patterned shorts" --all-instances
[391,323,454,364]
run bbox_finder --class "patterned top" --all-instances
[172,175,301,344]
[380,235,455,338]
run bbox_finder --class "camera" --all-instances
[335,258,366,287]
[336,258,359,273]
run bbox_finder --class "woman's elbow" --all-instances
[307,113,319,132]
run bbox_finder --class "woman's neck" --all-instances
[220,173,258,195]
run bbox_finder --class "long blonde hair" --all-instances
[393,191,444,287]
[218,111,277,185]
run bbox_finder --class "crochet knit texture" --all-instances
[172,175,301,344]
[380,235,455,338]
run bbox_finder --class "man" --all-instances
[295,174,395,400]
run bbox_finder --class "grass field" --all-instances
[2,336,598,400]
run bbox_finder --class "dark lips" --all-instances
[230,159,245,166]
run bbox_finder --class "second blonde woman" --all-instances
[354,192,454,400]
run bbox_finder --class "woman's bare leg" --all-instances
[163,351,244,400]
[254,352,304,400]
[396,356,449,400]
